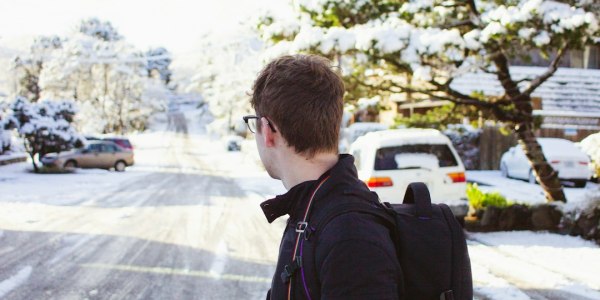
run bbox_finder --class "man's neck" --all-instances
[279,151,339,190]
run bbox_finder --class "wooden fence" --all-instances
[473,126,597,170]
[478,126,517,170]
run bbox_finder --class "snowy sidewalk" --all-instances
[0,152,27,166]
[469,232,600,300]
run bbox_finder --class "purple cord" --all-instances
[300,239,312,300]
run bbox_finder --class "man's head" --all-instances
[250,55,345,159]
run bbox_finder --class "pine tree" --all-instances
[146,47,173,85]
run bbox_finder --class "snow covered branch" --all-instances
[522,43,568,96]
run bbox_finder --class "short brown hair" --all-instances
[251,55,345,157]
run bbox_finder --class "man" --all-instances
[244,55,401,300]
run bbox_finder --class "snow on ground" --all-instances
[182,132,286,200]
[0,161,149,206]
[0,266,32,298]
[470,231,600,299]
[0,152,27,162]
[466,171,600,299]
[467,170,599,211]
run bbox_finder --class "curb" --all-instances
[0,155,28,166]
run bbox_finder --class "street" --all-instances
[0,118,286,299]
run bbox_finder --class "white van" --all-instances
[339,122,388,153]
[350,129,468,217]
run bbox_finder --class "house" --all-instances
[450,66,600,141]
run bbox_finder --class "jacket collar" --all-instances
[260,154,361,223]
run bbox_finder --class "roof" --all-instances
[354,129,451,148]
[526,138,588,159]
[451,66,600,115]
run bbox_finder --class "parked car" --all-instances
[223,135,243,152]
[499,138,592,187]
[84,135,133,150]
[350,129,468,218]
[41,141,134,171]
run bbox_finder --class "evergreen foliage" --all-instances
[4,97,82,172]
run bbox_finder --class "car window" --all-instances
[105,144,120,152]
[374,144,459,170]
[120,140,132,148]
[88,144,102,152]
[107,139,131,148]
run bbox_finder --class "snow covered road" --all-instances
[0,129,285,299]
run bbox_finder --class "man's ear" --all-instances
[261,117,276,147]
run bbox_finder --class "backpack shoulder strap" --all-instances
[308,188,396,235]
[297,187,403,299]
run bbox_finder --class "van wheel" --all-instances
[528,169,537,185]
[115,161,126,172]
[64,160,77,169]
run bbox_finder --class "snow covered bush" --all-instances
[560,188,600,245]
[7,97,82,172]
[444,124,481,170]
[1,101,13,154]
[146,47,172,84]
[580,133,600,181]
[0,118,10,154]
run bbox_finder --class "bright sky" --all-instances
[0,0,292,55]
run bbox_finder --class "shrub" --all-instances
[467,183,510,210]
[467,183,485,210]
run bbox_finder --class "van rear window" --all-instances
[374,144,459,170]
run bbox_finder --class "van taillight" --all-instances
[366,177,393,187]
[447,172,466,183]
[579,161,589,166]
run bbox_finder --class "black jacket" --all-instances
[261,154,401,300]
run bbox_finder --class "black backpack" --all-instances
[293,182,473,300]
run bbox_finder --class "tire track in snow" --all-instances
[0,266,32,298]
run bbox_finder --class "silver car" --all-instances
[499,138,592,187]
[41,141,135,172]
